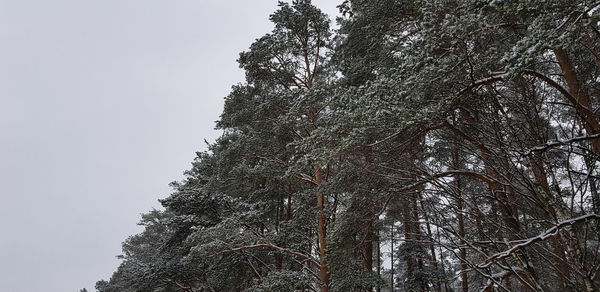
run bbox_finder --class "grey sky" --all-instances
[0,1,339,291]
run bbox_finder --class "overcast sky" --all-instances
[0,1,339,291]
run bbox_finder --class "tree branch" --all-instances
[477,214,600,269]
[224,243,321,268]
[523,133,600,156]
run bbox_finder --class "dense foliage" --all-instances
[96,1,600,291]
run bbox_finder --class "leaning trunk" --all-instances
[553,47,600,153]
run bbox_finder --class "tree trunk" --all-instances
[446,119,541,291]
[452,149,469,292]
[553,47,600,153]
[390,225,395,292]
[584,154,600,214]
[316,166,329,292]
[421,203,440,292]
[401,194,427,292]
[376,231,382,292]
[363,225,374,271]
[458,199,469,292]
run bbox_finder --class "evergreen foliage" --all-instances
[96,1,600,291]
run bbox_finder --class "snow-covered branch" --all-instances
[524,133,600,156]
[224,243,321,269]
[391,170,498,193]
[368,75,506,149]
[477,214,600,269]
[479,267,525,292]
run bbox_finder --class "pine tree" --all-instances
[96,1,600,291]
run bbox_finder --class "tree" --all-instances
[96,1,600,291]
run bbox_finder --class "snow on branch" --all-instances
[477,214,600,269]
[296,173,318,186]
[524,133,600,156]
[479,266,525,292]
[368,75,506,149]
[390,170,498,193]
[224,243,320,268]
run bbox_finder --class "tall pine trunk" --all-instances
[452,148,469,292]
[316,166,329,292]
[553,48,600,153]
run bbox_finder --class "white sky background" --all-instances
[0,1,340,291]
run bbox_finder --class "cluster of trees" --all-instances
[94,1,600,291]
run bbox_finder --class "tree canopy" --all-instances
[95,1,600,291]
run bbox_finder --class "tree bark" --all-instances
[390,224,395,292]
[445,119,541,291]
[376,231,382,292]
[316,166,329,292]
[452,149,469,292]
[553,47,600,153]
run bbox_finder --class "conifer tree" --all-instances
[96,1,600,291]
